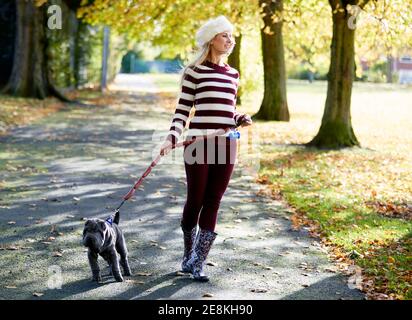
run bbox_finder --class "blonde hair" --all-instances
[178,35,235,89]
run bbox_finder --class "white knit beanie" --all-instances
[195,15,234,48]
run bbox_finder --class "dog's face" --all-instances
[82,219,107,253]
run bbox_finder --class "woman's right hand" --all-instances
[160,140,173,156]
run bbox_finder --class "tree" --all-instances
[101,26,110,91]
[2,0,80,100]
[253,0,289,121]
[283,0,331,82]
[77,0,260,100]
[228,34,243,104]
[307,0,371,148]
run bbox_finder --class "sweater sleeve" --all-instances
[165,69,196,144]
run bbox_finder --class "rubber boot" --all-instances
[181,222,197,273]
[188,228,217,282]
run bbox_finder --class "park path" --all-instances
[0,74,364,300]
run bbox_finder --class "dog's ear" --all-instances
[97,221,107,236]
[85,219,92,226]
[84,219,93,232]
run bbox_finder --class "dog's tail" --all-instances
[113,209,120,225]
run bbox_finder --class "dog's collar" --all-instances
[105,216,113,226]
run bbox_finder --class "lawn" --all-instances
[1,74,411,299]
[154,74,412,300]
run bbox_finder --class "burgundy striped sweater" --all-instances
[166,60,246,144]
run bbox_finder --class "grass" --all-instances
[154,74,412,300]
[0,94,65,135]
[1,74,411,299]
[246,80,412,300]
[0,88,118,137]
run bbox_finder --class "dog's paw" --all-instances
[124,270,132,277]
[114,274,124,282]
[92,275,102,282]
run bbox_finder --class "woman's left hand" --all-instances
[240,114,252,127]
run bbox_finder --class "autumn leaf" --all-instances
[388,256,395,264]
[5,285,17,289]
[32,292,44,297]
[251,288,268,293]
[136,272,152,276]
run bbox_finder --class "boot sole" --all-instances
[193,276,209,282]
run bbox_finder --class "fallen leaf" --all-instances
[136,272,152,276]
[33,292,44,297]
[251,288,268,293]
[5,285,17,289]
[203,293,214,298]
[7,221,16,225]
[126,280,144,285]
[52,252,62,257]
[206,261,217,267]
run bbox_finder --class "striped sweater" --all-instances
[166,60,246,144]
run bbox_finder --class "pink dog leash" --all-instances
[113,126,239,213]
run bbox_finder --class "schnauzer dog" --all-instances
[82,210,132,282]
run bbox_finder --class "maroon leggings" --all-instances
[181,136,237,232]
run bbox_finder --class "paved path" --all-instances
[0,74,364,300]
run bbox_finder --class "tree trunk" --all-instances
[68,5,78,90]
[101,26,110,91]
[228,34,242,105]
[386,54,393,83]
[3,0,70,101]
[73,20,86,89]
[0,0,16,87]
[253,0,289,121]
[307,4,360,148]
[3,0,49,98]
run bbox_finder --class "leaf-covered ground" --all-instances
[1,75,410,299]
[0,75,365,300]
[242,80,412,300]
[156,75,412,299]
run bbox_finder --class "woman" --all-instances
[160,15,252,282]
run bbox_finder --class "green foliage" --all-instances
[46,0,76,89]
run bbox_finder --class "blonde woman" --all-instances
[160,16,252,282]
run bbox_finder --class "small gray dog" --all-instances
[82,210,132,282]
